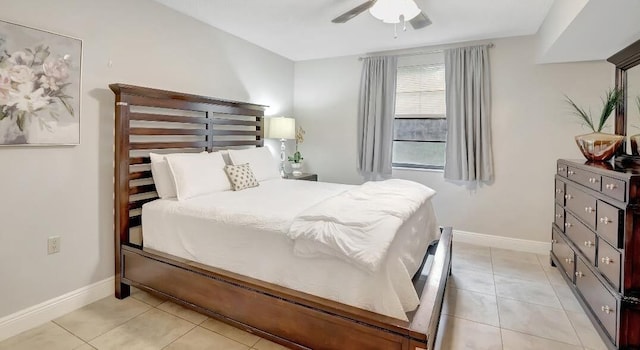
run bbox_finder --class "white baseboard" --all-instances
[453,229,550,255]
[0,276,114,342]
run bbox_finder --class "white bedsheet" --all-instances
[142,179,439,321]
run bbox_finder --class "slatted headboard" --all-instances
[109,84,266,295]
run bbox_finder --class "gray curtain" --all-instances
[357,56,398,180]
[444,45,493,181]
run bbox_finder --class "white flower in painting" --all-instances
[39,75,59,91]
[7,51,34,66]
[9,65,36,83]
[43,56,70,81]
[7,82,51,113]
[0,69,11,105]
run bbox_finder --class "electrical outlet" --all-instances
[47,236,60,255]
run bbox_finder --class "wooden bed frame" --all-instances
[110,83,453,350]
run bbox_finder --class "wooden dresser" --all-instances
[552,159,640,349]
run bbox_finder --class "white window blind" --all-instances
[395,64,446,117]
[393,54,447,169]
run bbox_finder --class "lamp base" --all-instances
[280,139,286,177]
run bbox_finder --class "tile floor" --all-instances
[0,242,609,350]
[435,242,607,350]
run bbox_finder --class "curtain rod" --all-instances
[358,42,494,61]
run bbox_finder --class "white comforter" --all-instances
[289,179,436,273]
[142,179,439,321]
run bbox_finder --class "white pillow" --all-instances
[165,152,230,200]
[149,153,177,199]
[219,150,231,165]
[228,147,281,182]
[149,152,207,199]
[224,163,260,191]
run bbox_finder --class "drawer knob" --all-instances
[551,239,558,244]
[564,194,573,200]
[601,257,613,264]
[588,177,599,183]
[565,258,574,263]
[558,167,565,172]
[555,213,563,219]
[555,188,564,194]
[599,217,611,224]
[601,305,614,314]
[605,183,617,190]
[564,222,573,228]
[584,241,594,248]
[584,207,595,213]
[575,271,584,278]
[568,170,575,175]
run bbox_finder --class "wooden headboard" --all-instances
[109,83,266,284]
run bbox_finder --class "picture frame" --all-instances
[0,20,82,146]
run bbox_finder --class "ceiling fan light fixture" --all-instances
[369,0,421,24]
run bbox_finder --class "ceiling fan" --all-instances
[332,0,432,30]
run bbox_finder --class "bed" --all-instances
[110,83,452,350]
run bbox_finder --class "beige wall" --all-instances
[294,35,614,243]
[0,0,294,317]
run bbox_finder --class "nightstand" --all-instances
[284,173,318,181]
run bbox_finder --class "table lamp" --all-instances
[267,117,295,177]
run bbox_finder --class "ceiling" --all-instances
[538,0,640,63]
[153,0,555,61]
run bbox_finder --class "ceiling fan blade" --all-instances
[409,12,432,30]
[332,0,377,23]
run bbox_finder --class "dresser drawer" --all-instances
[601,176,626,202]
[565,185,597,228]
[575,258,618,344]
[552,230,575,282]
[568,166,602,191]
[565,213,597,264]
[555,179,566,205]
[597,200,623,248]
[554,204,565,231]
[557,162,568,177]
[597,239,622,292]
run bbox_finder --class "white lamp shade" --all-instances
[369,0,420,24]
[267,117,295,139]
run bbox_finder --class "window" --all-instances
[392,54,446,170]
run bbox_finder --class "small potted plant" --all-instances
[288,126,305,175]
[565,88,624,161]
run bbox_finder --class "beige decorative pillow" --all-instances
[224,163,260,191]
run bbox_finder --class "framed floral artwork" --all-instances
[0,20,81,145]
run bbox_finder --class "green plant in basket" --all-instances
[564,88,623,161]
[287,126,305,163]
[288,151,303,163]
[564,88,622,132]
